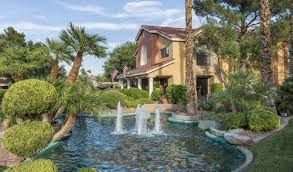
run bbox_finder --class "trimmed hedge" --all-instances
[151,88,161,101]
[247,106,280,132]
[3,121,54,157]
[121,87,149,99]
[98,90,128,109]
[5,159,58,172]
[211,83,223,94]
[126,98,153,108]
[166,85,187,104]
[222,112,248,130]
[2,79,57,119]
[0,89,6,102]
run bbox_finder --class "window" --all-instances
[160,47,170,58]
[140,45,147,65]
[195,46,210,66]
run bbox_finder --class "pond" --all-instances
[38,114,245,171]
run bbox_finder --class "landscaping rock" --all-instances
[227,128,244,134]
[198,120,223,130]
[209,127,226,137]
[224,133,253,146]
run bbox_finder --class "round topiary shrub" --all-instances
[3,121,54,157]
[98,90,129,109]
[151,88,161,101]
[78,167,96,172]
[247,106,280,132]
[2,79,57,119]
[126,98,153,108]
[222,112,248,130]
[5,159,58,172]
[211,83,224,94]
[121,87,149,99]
[166,84,187,104]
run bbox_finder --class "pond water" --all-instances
[38,115,245,172]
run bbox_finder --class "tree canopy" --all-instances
[103,41,136,79]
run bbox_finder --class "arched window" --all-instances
[141,45,147,65]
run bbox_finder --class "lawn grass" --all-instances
[248,119,293,172]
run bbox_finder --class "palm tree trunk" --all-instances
[52,113,76,142]
[50,59,59,80]
[185,0,198,116]
[67,52,83,84]
[259,0,273,87]
[54,106,65,118]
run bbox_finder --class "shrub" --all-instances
[151,88,161,101]
[98,90,128,109]
[166,85,187,105]
[2,79,57,119]
[121,87,149,99]
[198,100,213,111]
[78,167,96,172]
[5,159,58,172]
[3,121,54,157]
[276,77,293,115]
[126,98,153,108]
[0,89,6,102]
[222,112,248,130]
[247,106,280,132]
[211,83,223,94]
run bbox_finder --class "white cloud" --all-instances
[113,1,183,21]
[0,22,61,32]
[59,1,106,15]
[78,22,139,30]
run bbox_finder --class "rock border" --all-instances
[232,146,253,172]
[167,112,199,124]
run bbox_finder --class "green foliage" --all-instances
[121,87,149,100]
[222,112,248,130]
[151,88,162,101]
[103,42,136,80]
[247,106,280,132]
[166,85,187,106]
[98,90,128,109]
[212,71,274,112]
[78,167,96,172]
[198,100,214,111]
[0,89,6,121]
[210,83,223,94]
[126,98,153,108]
[2,79,57,119]
[276,77,293,115]
[5,159,58,172]
[60,22,106,57]
[3,122,54,157]
[45,38,73,64]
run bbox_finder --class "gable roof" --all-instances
[135,25,202,42]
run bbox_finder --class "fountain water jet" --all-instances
[112,101,125,134]
[153,108,162,134]
[135,105,149,136]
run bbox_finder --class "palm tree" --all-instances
[185,0,198,116]
[52,23,106,141]
[60,22,106,83]
[46,38,73,80]
[259,0,273,87]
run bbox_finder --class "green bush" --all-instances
[121,87,149,99]
[5,159,58,172]
[198,100,213,111]
[151,88,161,101]
[126,98,153,108]
[3,121,54,157]
[211,83,224,94]
[277,77,293,115]
[98,90,128,109]
[222,112,248,130]
[247,106,280,132]
[2,79,57,119]
[166,85,187,104]
[0,89,6,120]
[78,167,96,172]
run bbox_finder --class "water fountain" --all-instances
[152,108,162,134]
[136,105,148,135]
[112,101,125,134]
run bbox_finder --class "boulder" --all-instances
[224,133,253,146]
[198,120,223,130]
[209,127,226,137]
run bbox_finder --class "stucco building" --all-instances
[117,25,292,98]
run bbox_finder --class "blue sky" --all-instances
[0,0,203,75]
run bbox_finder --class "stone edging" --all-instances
[232,146,253,172]
[167,112,199,124]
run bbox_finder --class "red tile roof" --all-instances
[136,25,202,41]
[117,59,175,78]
